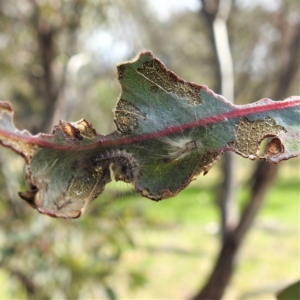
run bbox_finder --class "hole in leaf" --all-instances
[259,136,284,158]
[259,137,272,156]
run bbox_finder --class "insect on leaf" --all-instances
[0,52,299,218]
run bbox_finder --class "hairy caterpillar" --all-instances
[92,149,140,183]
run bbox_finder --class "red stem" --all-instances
[0,96,299,151]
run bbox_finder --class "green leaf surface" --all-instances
[0,51,299,218]
[277,280,300,300]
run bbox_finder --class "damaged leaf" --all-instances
[0,51,299,218]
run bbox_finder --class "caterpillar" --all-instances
[92,149,140,183]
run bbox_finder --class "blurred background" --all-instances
[0,0,299,299]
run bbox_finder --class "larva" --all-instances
[92,149,140,183]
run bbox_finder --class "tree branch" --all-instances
[191,5,300,300]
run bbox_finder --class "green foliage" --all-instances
[277,280,300,300]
